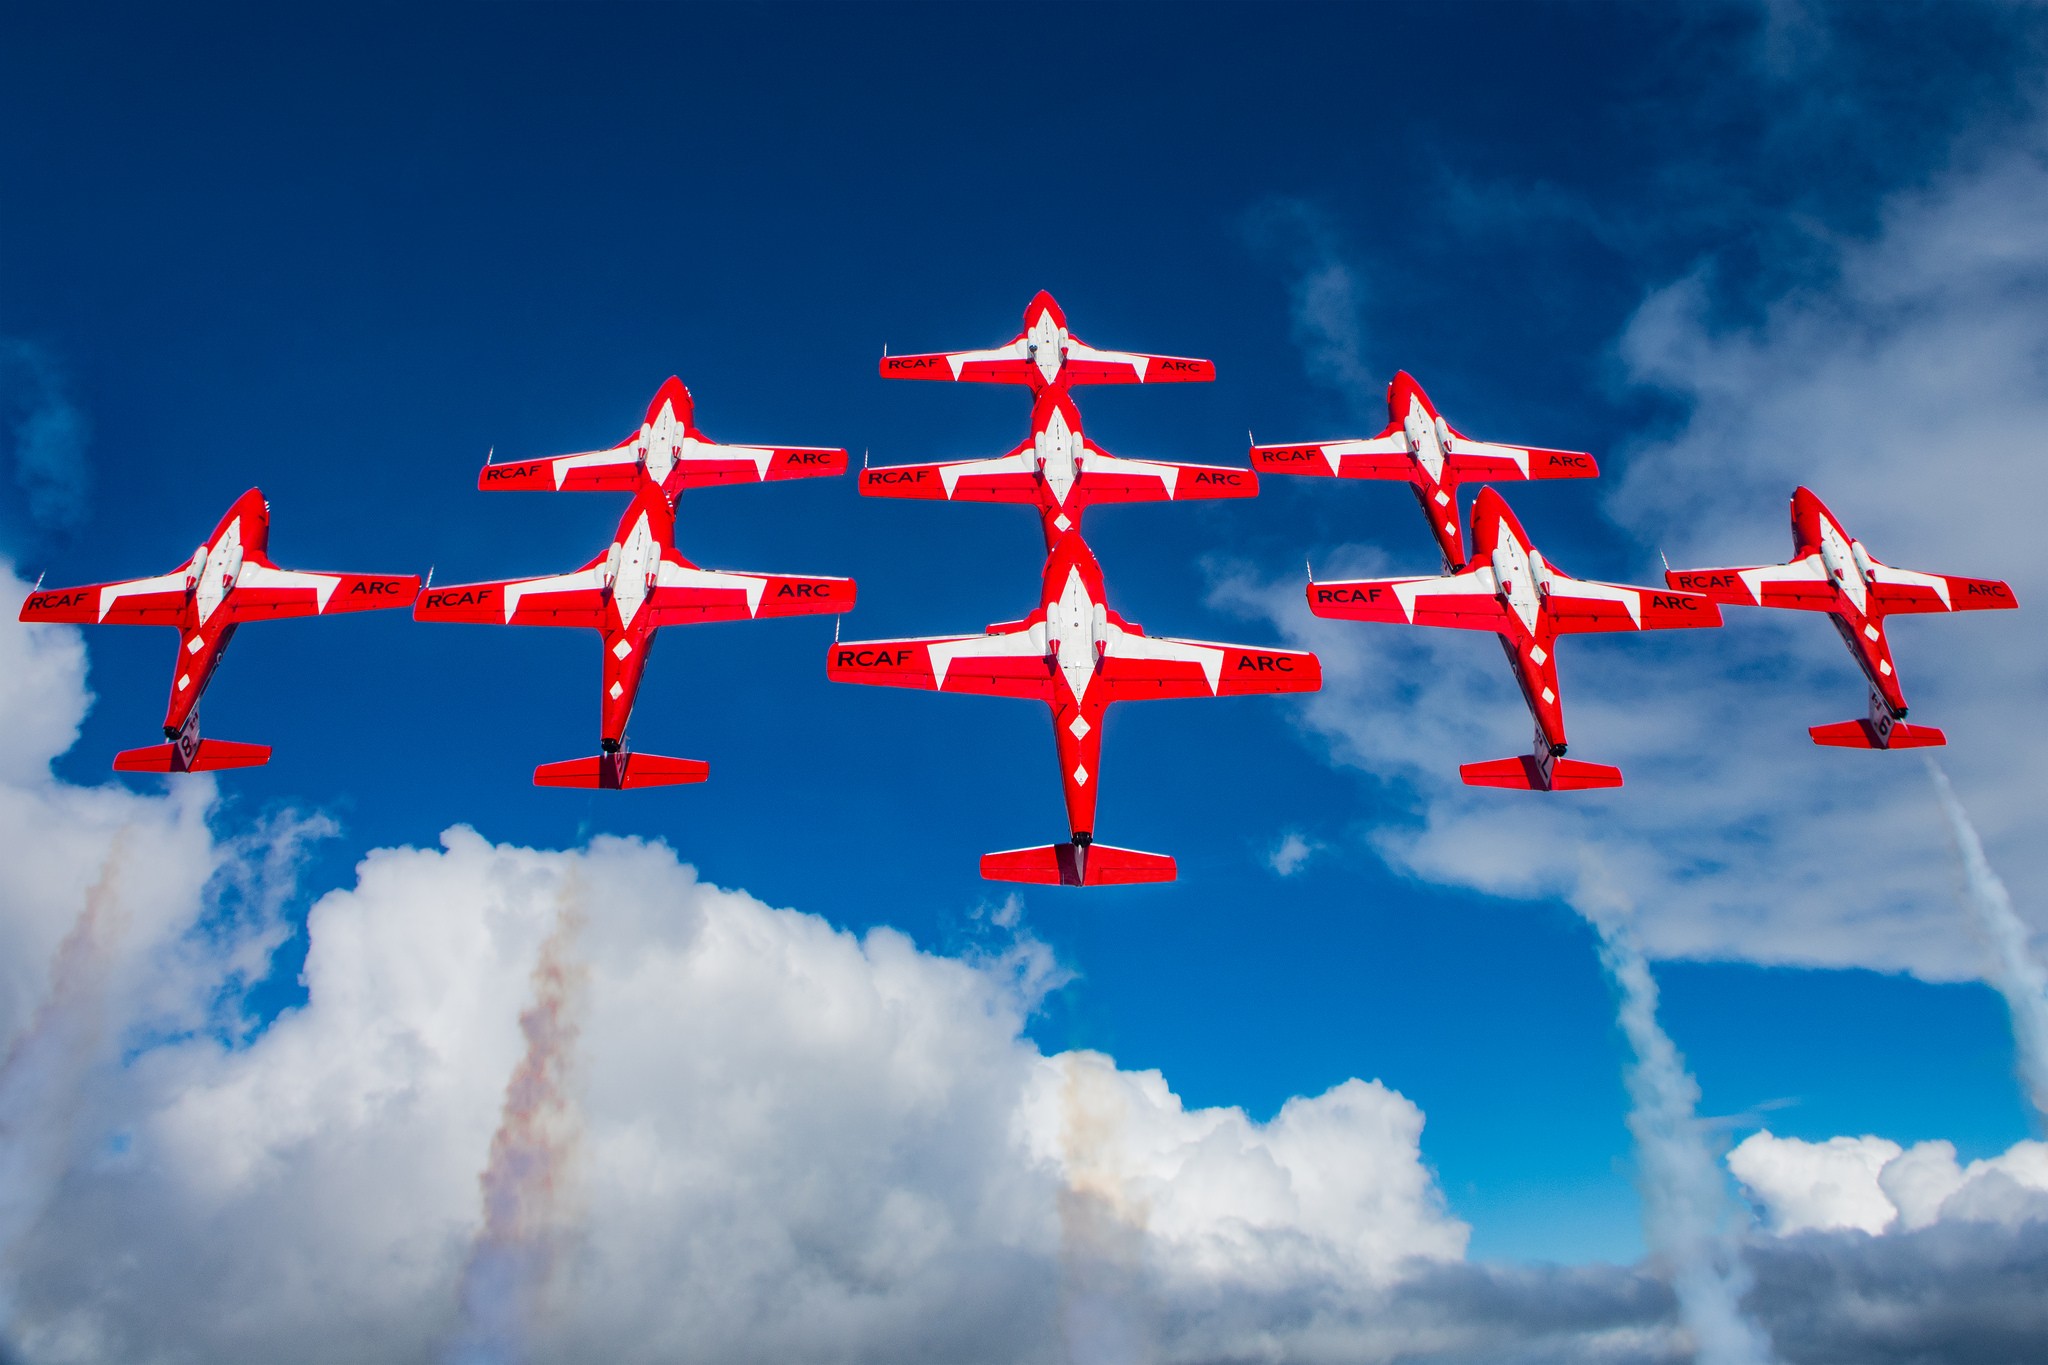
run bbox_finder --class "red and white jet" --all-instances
[17,488,419,772]
[477,376,846,496]
[828,525,1320,885]
[858,381,1256,540]
[1664,486,2017,750]
[1251,371,1598,569]
[1308,487,1720,790]
[417,479,854,788]
[878,290,1215,390]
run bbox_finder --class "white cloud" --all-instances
[1268,831,1319,877]
[0,577,1476,1363]
[1730,1131,2048,1236]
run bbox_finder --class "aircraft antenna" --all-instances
[863,448,870,470]
[485,445,495,466]
[882,343,889,357]
[1305,557,1315,585]
[1659,547,1671,574]
[31,570,45,592]
[424,565,435,590]
[833,616,841,644]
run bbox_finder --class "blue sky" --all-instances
[5,0,2048,1335]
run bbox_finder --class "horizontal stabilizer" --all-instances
[113,738,271,773]
[533,752,709,790]
[980,841,1177,887]
[1808,719,1947,750]
[1459,755,1623,791]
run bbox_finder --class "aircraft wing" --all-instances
[827,625,1055,701]
[18,567,193,625]
[1308,567,1512,631]
[1061,339,1214,384]
[414,559,610,628]
[859,445,1040,502]
[1250,427,1410,479]
[1869,567,2018,614]
[481,438,846,492]
[1073,451,1257,503]
[1544,575,1721,634]
[878,341,1214,387]
[479,438,642,492]
[223,563,420,621]
[1666,556,1841,611]
[1443,434,1598,481]
[649,561,855,624]
[1098,627,1320,701]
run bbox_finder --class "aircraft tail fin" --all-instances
[1809,719,1946,750]
[114,738,271,773]
[1459,754,1623,791]
[533,751,709,790]
[980,840,1177,887]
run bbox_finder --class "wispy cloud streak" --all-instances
[0,339,90,541]
[1244,198,1377,417]
[1927,759,2048,1121]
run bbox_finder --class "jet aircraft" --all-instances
[1664,486,2016,749]
[16,488,419,772]
[1308,487,1720,790]
[858,381,1256,541]
[477,376,846,495]
[828,525,1320,884]
[879,290,1215,390]
[1251,371,1597,569]
[417,479,853,788]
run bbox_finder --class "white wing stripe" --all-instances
[927,624,1049,689]
[235,562,343,612]
[97,567,195,621]
[1102,626,1224,693]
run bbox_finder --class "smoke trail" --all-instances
[1926,759,2048,1120]
[0,832,131,1324]
[447,876,589,1365]
[1056,1052,1153,1365]
[1591,915,1777,1365]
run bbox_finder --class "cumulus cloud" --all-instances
[1731,1131,2048,1237]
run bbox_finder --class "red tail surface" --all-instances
[980,841,1177,887]
[533,752,709,789]
[114,738,271,773]
[1460,755,1623,791]
[1809,719,1946,750]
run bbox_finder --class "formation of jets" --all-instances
[16,296,2019,879]
[840,292,1317,884]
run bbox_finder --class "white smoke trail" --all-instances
[0,831,131,1326]
[447,876,588,1365]
[1926,759,2048,1120]
[1056,1052,1154,1365]
[1591,914,1777,1365]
